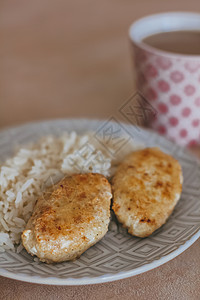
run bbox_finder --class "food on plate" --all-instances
[0,132,114,253]
[0,128,184,262]
[112,147,183,237]
[0,131,140,254]
[22,173,112,263]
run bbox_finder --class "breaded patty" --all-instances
[22,173,112,263]
[112,148,183,237]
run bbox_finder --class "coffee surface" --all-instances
[142,31,200,55]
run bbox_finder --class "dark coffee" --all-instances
[142,31,200,55]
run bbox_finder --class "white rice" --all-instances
[0,131,141,253]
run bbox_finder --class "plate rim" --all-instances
[0,228,200,285]
[0,118,199,285]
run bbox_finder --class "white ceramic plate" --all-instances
[0,119,199,285]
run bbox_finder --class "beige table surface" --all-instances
[0,1,200,299]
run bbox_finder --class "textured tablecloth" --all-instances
[0,1,200,299]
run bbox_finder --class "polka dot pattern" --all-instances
[189,140,198,147]
[158,80,170,92]
[184,85,196,96]
[169,117,179,126]
[192,119,200,127]
[158,125,167,135]
[156,57,172,70]
[145,64,158,78]
[180,129,188,138]
[170,71,184,83]
[182,107,191,117]
[132,43,200,146]
[185,62,200,73]
[170,95,181,105]
[158,103,169,114]
[146,87,157,101]
[195,98,200,107]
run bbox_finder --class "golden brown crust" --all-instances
[112,148,183,237]
[22,173,112,263]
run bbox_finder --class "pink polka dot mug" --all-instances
[129,12,200,147]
